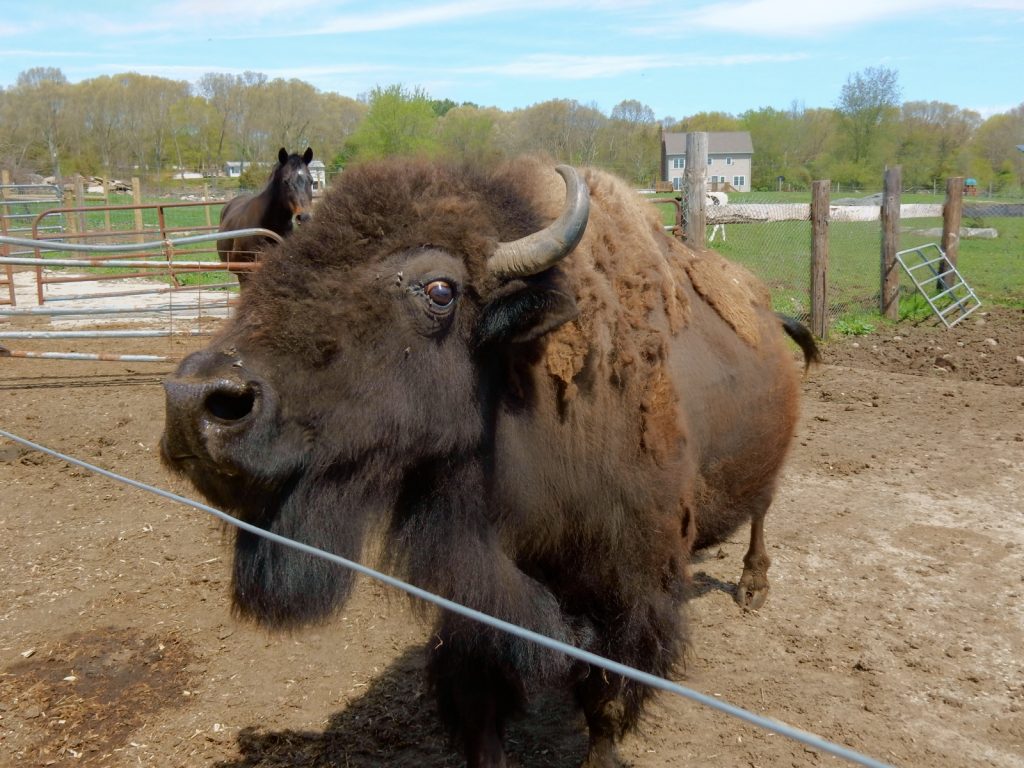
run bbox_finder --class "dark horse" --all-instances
[217,147,314,287]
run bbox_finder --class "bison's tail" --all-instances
[776,313,820,372]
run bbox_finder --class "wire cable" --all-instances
[0,427,895,768]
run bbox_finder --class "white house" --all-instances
[661,131,753,193]
[309,159,327,194]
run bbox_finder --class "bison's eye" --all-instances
[425,280,455,312]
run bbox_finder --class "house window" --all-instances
[726,157,733,166]
[707,157,713,166]
[733,176,745,188]
[672,177,682,191]
[672,157,685,169]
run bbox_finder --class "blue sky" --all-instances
[1,1,1021,120]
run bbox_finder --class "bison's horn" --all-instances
[488,165,590,278]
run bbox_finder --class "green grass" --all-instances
[649,194,1024,329]
[67,193,224,235]
[832,315,877,336]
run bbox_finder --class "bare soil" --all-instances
[1,307,1022,767]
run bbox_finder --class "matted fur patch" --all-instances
[683,249,770,348]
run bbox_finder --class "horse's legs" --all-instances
[735,492,773,610]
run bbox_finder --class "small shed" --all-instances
[964,177,978,196]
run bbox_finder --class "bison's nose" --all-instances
[165,376,257,427]
[162,374,262,464]
[295,211,312,224]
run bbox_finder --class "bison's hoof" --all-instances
[735,574,769,611]
[579,746,620,768]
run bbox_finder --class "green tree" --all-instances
[969,104,1024,191]
[310,92,367,170]
[896,101,979,189]
[740,104,840,190]
[606,99,659,185]
[197,72,269,169]
[261,78,319,151]
[436,105,502,165]
[169,94,218,175]
[739,107,792,190]
[10,67,69,178]
[430,98,460,117]
[670,111,742,133]
[74,75,123,175]
[345,84,439,161]
[501,99,608,165]
[837,66,901,166]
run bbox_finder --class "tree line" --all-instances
[1,65,1022,193]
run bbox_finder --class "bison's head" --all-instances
[161,158,589,627]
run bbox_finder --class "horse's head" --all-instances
[276,147,315,225]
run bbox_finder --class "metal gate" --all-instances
[0,184,65,306]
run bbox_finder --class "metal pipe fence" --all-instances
[0,230,276,362]
[1,183,65,306]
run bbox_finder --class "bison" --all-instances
[162,156,817,767]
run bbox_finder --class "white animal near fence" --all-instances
[708,191,728,242]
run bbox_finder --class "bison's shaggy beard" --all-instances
[230,458,397,629]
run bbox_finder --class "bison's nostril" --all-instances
[205,386,256,421]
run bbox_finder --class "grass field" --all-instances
[647,192,1024,326]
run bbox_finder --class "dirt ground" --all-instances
[1,306,1022,768]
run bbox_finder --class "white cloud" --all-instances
[465,51,807,80]
[212,0,639,38]
[660,0,1024,38]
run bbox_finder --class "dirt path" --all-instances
[1,308,1022,767]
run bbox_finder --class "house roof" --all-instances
[663,131,753,155]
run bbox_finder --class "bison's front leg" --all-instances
[429,613,526,768]
[395,466,576,765]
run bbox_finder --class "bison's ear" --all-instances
[475,283,577,348]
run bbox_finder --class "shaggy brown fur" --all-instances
[162,155,814,768]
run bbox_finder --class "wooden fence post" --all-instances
[941,177,964,287]
[132,177,143,243]
[0,171,9,240]
[684,132,708,249]
[74,176,86,235]
[810,179,831,338]
[102,178,113,234]
[880,166,902,320]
